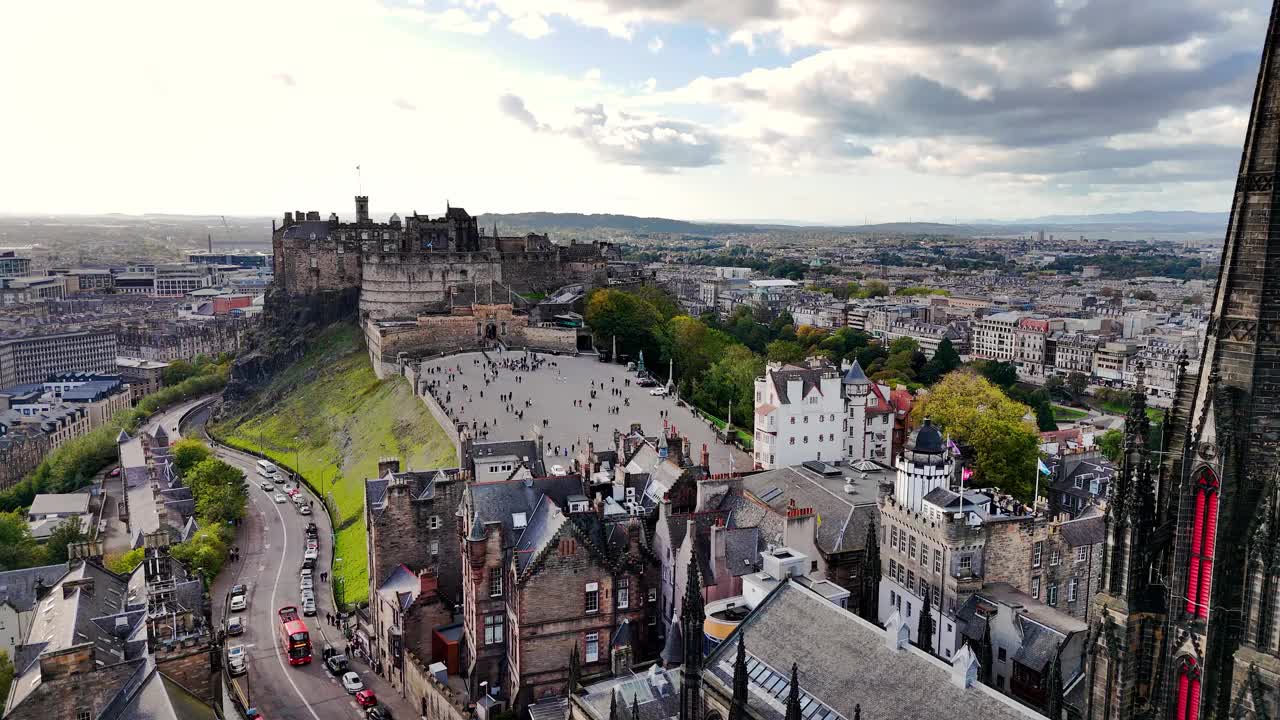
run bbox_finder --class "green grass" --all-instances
[211,323,455,605]
[1095,399,1165,424]
[1051,404,1089,421]
[702,411,753,449]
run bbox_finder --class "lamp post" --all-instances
[334,557,345,611]
[293,436,301,484]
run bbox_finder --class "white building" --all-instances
[753,359,844,470]
[971,311,1023,362]
[841,361,896,464]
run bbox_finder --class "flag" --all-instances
[1037,458,1052,476]
[961,467,973,483]
[947,439,961,456]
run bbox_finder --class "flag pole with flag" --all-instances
[1034,457,1052,509]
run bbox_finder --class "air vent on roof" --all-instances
[802,460,841,476]
[759,488,784,503]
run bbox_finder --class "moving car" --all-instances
[230,595,247,612]
[231,584,247,597]
[649,386,668,396]
[274,493,286,504]
[109,467,121,478]
[302,597,317,616]
[260,481,274,491]
[367,708,393,720]
[299,504,312,515]
[325,654,349,676]
[355,689,378,709]
[227,644,247,676]
[342,671,365,694]
[227,616,245,636]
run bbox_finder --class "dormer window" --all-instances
[569,500,589,513]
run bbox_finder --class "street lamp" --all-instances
[333,557,345,612]
[293,435,302,484]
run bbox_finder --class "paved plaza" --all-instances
[420,350,751,474]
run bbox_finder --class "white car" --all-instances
[649,386,668,396]
[300,567,313,581]
[229,595,247,612]
[299,504,312,515]
[300,576,313,591]
[260,481,273,491]
[549,464,566,476]
[302,597,317,616]
[274,493,286,504]
[227,644,247,676]
[301,588,315,602]
[304,548,319,561]
[342,671,365,694]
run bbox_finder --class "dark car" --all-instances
[230,583,247,597]
[302,557,317,571]
[305,522,318,535]
[367,708,393,720]
[325,655,349,676]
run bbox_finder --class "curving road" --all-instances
[183,404,415,720]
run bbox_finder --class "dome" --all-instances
[910,418,944,453]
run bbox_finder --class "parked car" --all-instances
[549,464,566,476]
[302,557,317,571]
[109,467,121,478]
[367,707,393,720]
[355,689,378,709]
[342,671,365,694]
[227,644,247,676]
[302,597,317,616]
[300,576,313,591]
[273,493,286,504]
[227,616,244,636]
[231,584,247,596]
[300,567,313,580]
[649,386,668,396]
[299,504,312,515]
[304,548,319,561]
[326,654,349,676]
[301,589,315,603]
[229,595,247,612]
[305,522,318,534]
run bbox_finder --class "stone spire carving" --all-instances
[679,555,705,720]
[784,664,802,720]
[729,636,748,720]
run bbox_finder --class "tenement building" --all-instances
[1081,6,1280,717]
[0,331,117,387]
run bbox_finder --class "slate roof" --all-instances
[724,528,762,577]
[379,564,422,612]
[0,563,68,612]
[281,220,333,241]
[841,361,868,385]
[471,439,547,478]
[908,419,944,453]
[118,668,219,720]
[468,476,585,546]
[576,669,683,720]
[1057,512,1106,547]
[514,497,568,574]
[769,365,832,405]
[706,582,1040,720]
[737,465,879,555]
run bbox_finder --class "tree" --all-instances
[912,371,1040,499]
[1133,289,1157,301]
[656,316,732,396]
[585,289,662,359]
[162,359,197,386]
[694,346,764,429]
[1067,372,1090,398]
[970,360,1017,389]
[1098,429,1124,463]
[920,338,961,385]
[196,481,248,525]
[0,650,12,708]
[628,286,680,321]
[917,600,935,656]
[44,517,87,564]
[106,547,145,574]
[1044,374,1065,398]
[0,512,42,571]
[1035,401,1058,432]
[170,526,229,581]
[860,280,890,298]
[171,438,212,475]
[766,340,807,365]
[888,336,920,355]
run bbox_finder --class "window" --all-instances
[1076,546,1088,563]
[906,601,912,617]
[484,614,504,645]
[617,577,630,609]
[919,578,928,598]
[1047,583,1058,606]
[1174,656,1202,720]
[1033,541,1043,568]
[804,416,809,424]
[489,571,503,598]
[1068,577,1078,603]
[998,647,1007,662]
[430,540,439,557]
[889,559,898,579]
[1031,576,1041,599]
[920,544,928,568]
[1185,468,1220,620]
[1050,549,1061,566]
[909,536,917,561]
[585,583,600,613]
[907,570,915,590]
[996,675,1005,690]
[932,585,941,608]
[790,417,795,424]
[959,555,972,572]
[429,515,441,530]
[891,527,899,550]
[585,632,600,663]
[648,588,657,603]
[934,549,942,574]
[77,711,91,720]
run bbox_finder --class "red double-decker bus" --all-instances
[277,606,312,665]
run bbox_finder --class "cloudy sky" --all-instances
[0,0,1270,223]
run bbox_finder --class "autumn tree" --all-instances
[912,370,1040,499]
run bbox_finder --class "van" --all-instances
[256,459,279,480]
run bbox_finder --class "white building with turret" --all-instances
[752,359,844,469]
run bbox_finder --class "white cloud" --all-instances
[644,77,657,93]
[508,12,551,39]
[584,67,602,83]
[648,35,664,53]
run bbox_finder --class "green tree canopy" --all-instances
[171,438,212,475]
[766,340,808,365]
[0,649,13,707]
[106,547,145,575]
[1098,429,1124,463]
[0,512,42,571]
[1067,372,1090,398]
[693,346,764,429]
[585,289,663,359]
[920,338,961,385]
[43,517,87,565]
[913,371,1040,499]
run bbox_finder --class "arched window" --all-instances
[1174,656,1201,720]
[1185,468,1220,619]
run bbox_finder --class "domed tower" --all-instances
[894,418,953,513]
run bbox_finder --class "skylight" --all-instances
[512,512,528,529]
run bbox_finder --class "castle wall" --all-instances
[360,252,503,320]
[273,236,362,297]
[499,251,569,294]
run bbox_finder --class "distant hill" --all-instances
[476,212,760,235]
[1006,210,1227,227]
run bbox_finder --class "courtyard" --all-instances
[419,350,752,474]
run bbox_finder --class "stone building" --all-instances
[1054,334,1098,375]
[841,360,896,465]
[0,331,118,387]
[114,318,245,362]
[458,474,657,709]
[0,426,50,490]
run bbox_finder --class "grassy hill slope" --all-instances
[212,323,454,604]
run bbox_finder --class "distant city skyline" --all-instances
[1,0,1268,223]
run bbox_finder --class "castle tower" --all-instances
[842,360,871,462]
[1085,367,1164,719]
[355,195,370,224]
[893,419,952,513]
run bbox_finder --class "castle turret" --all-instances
[356,195,370,224]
